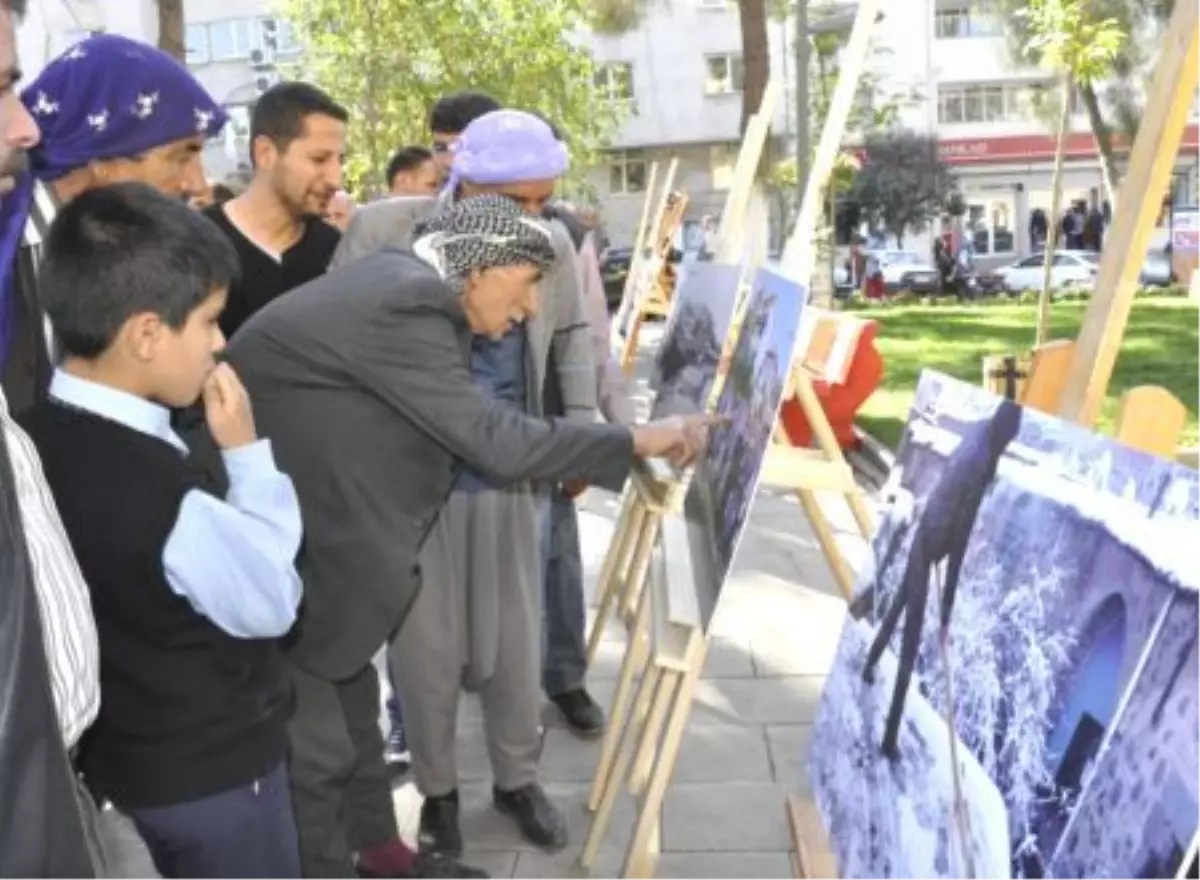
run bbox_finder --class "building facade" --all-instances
[15,0,1199,262]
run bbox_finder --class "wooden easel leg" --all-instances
[588,590,651,812]
[796,488,856,602]
[621,310,646,373]
[621,640,709,879]
[628,653,679,796]
[586,488,643,666]
[846,489,874,539]
[582,662,672,869]
[619,511,661,627]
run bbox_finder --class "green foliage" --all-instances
[843,128,958,248]
[1019,0,1127,84]
[277,0,623,197]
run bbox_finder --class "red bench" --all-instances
[778,309,885,450]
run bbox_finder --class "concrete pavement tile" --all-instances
[690,676,827,726]
[458,781,636,854]
[662,782,791,852]
[460,850,520,879]
[655,851,795,878]
[764,724,814,795]
[538,720,772,786]
[512,845,625,878]
[749,597,844,678]
[700,636,756,678]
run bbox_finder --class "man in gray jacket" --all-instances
[332,110,596,856]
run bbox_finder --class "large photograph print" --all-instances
[649,262,742,418]
[683,265,805,630]
[810,370,1199,879]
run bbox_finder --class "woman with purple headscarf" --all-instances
[0,33,227,414]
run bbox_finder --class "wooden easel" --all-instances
[586,81,783,667]
[617,158,681,369]
[612,161,662,345]
[620,187,691,371]
[581,2,886,874]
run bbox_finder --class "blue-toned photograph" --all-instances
[682,265,806,631]
[810,371,1200,879]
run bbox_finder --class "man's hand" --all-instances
[202,363,258,450]
[631,414,727,469]
[561,479,589,499]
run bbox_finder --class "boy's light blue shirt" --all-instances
[49,370,303,639]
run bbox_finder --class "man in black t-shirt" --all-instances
[204,82,347,340]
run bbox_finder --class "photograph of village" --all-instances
[811,372,1199,879]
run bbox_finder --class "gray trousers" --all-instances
[286,661,397,877]
[390,489,542,797]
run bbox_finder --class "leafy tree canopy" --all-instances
[280,0,624,197]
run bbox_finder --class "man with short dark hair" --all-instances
[204,80,347,339]
[387,145,438,196]
[428,92,500,182]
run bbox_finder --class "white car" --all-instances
[996,250,1098,293]
[833,249,940,293]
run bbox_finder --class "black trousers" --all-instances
[286,661,397,878]
[127,762,299,879]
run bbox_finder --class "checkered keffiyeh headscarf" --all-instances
[412,194,557,287]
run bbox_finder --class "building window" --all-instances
[275,19,302,54]
[595,62,635,102]
[939,83,1054,124]
[208,19,254,61]
[609,150,648,195]
[704,54,744,95]
[185,23,209,65]
[934,2,1001,38]
[966,196,1015,255]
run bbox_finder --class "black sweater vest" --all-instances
[18,401,291,809]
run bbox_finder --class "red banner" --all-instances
[937,124,1200,166]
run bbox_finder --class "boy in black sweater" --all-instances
[19,183,305,878]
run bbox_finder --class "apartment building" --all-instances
[16,0,295,180]
[903,0,1197,263]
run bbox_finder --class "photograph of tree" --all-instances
[810,370,1199,879]
[682,265,804,631]
[650,262,742,419]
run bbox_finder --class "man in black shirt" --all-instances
[204,82,347,339]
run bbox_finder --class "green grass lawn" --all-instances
[854,296,1200,451]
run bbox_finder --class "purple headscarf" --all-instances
[0,34,227,370]
[445,109,569,195]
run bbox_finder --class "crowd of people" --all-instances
[0,3,717,878]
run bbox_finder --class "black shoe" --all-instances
[551,687,606,738]
[419,791,463,858]
[492,783,568,851]
[411,853,489,879]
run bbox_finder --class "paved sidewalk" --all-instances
[390,328,878,878]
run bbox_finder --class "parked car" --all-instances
[832,249,941,295]
[993,248,1175,294]
[993,250,1099,293]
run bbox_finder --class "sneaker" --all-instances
[386,724,411,770]
[419,791,463,858]
[411,853,489,879]
[493,783,568,851]
[550,687,605,738]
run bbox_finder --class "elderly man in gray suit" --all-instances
[228,193,712,878]
[331,109,599,858]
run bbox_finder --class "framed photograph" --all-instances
[681,265,806,631]
[810,370,1199,879]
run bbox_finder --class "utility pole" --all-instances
[794,0,810,215]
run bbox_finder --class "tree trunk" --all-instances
[1037,76,1072,347]
[157,0,186,62]
[738,0,770,136]
[1080,82,1120,208]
